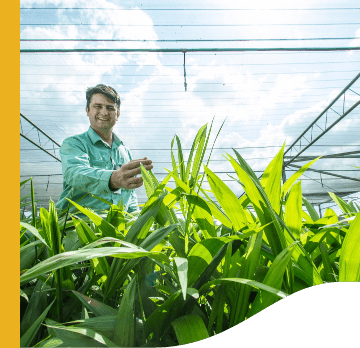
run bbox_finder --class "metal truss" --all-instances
[284,72,360,165]
[20,113,61,162]
[286,163,360,183]
[285,150,360,163]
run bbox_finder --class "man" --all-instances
[56,84,153,213]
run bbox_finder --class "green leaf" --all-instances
[145,291,182,341]
[20,288,29,302]
[21,242,44,272]
[125,195,164,244]
[319,242,336,282]
[139,224,179,251]
[20,222,49,248]
[274,214,323,286]
[175,134,186,181]
[30,177,37,228]
[229,230,263,326]
[45,323,119,347]
[172,315,209,345]
[72,217,110,279]
[21,280,50,336]
[72,291,117,316]
[103,197,167,299]
[304,228,334,254]
[21,178,31,186]
[248,242,297,317]
[20,300,55,347]
[174,257,188,300]
[200,278,288,299]
[196,186,232,228]
[189,124,207,188]
[203,164,247,231]
[20,246,160,285]
[303,197,320,222]
[282,157,320,196]
[67,199,119,238]
[186,194,215,238]
[328,192,357,217]
[260,142,285,214]
[114,277,137,347]
[44,319,105,347]
[339,213,360,281]
[284,181,302,239]
[140,164,157,199]
[227,152,286,256]
[187,232,259,287]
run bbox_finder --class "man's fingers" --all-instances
[128,176,143,185]
[122,164,153,176]
[128,182,144,189]
[123,167,142,178]
[127,177,143,189]
[125,158,153,170]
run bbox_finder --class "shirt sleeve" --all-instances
[60,137,114,196]
[127,189,139,213]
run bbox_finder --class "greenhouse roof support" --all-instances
[288,150,360,162]
[284,72,360,161]
[284,99,360,167]
[20,113,61,162]
[287,164,360,183]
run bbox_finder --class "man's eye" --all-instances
[107,107,115,111]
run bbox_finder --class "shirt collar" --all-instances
[87,127,123,148]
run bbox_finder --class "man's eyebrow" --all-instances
[93,103,115,107]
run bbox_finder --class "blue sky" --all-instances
[20,0,360,209]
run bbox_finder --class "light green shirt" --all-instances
[56,127,138,213]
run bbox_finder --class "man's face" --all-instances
[86,93,120,132]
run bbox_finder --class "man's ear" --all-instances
[86,106,89,115]
[116,108,120,119]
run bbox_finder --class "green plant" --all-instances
[20,124,360,347]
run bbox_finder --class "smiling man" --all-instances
[56,84,153,213]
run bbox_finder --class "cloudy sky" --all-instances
[20,0,360,210]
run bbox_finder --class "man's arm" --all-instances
[60,137,115,196]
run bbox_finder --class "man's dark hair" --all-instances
[86,84,121,109]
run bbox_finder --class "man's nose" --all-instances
[100,107,108,115]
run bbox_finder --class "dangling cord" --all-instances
[183,50,187,92]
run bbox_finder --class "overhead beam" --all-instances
[20,47,360,53]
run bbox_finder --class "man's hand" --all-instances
[109,157,153,190]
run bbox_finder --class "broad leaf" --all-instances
[339,213,360,281]
[174,257,188,300]
[172,315,209,345]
